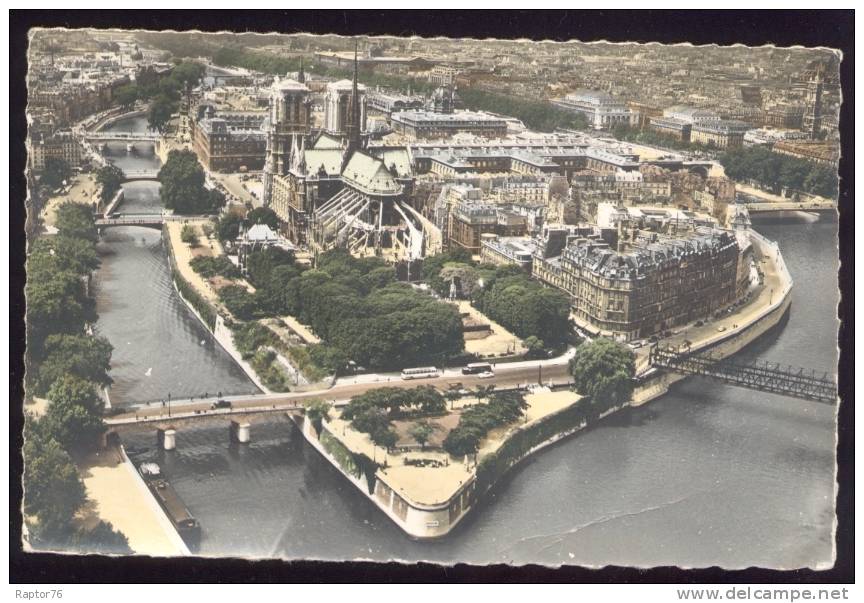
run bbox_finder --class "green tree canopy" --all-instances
[40,158,71,190]
[28,235,100,277]
[569,338,635,412]
[180,224,199,246]
[71,520,132,555]
[719,145,838,199]
[147,94,177,133]
[409,421,435,449]
[246,207,280,230]
[113,83,138,109]
[443,390,528,457]
[458,87,589,132]
[23,417,87,534]
[158,150,224,214]
[25,265,95,346]
[95,164,125,204]
[54,202,97,242]
[304,398,331,436]
[35,334,113,395]
[216,212,244,242]
[43,375,105,451]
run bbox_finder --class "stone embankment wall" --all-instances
[161,227,267,394]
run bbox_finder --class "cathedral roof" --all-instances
[304,149,344,177]
[375,149,413,178]
[341,151,402,196]
[312,132,344,150]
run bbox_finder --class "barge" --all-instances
[139,463,201,550]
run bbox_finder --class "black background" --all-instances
[9,9,855,584]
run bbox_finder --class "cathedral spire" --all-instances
[347,41,362,152]
[298,57,305,84]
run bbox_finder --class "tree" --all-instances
[474,384,496,404]
[54,202,97,242]
[43,375,105,451]
[218,284,259,320]
[34,334,113,395]
[180,224,199,247]
[113,83,138,109]
[246,207,280,230]
[25,265,95,347]
[569,338,635,412]
[371,427,398,451]
[95,164,125,204]
[73,520,132,555]
[216,212,244,242]
[29,236,100,276]
[442,390,528,457]
[147,94,176,133]
[409,421,435,449]
[445,383,464,410]
[304,399,330,437]
[169,61,205,88]
[40,158,71,190]
[523,335,546,359]
[23,417,87,535]
[158,150,217,214]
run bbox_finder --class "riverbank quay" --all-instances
[162,221,271,394]
[40,173,100,230]
[77,446,189,556]
[291,387,586,539]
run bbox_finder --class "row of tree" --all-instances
[442,390,528,457]
[719,145,838,199]
[210,47,438,96]
[24,203,130,553]
[475,267,572,351]
[458,87,589,132]
[341,386,447,449]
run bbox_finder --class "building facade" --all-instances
[551,90,637,130]
[532,226,740,341]
[390,110,508,140]
[192,110,267,172]
[690,120,749,149]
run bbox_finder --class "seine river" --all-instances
[93,117,259,405]
[102,116,838,568]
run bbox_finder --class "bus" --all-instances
[401,366,440,380]
[462,362,493,376]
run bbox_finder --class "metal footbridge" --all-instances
[649,346,837,404]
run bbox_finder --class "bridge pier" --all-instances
[229,421,251,444]
[157,428,178,451]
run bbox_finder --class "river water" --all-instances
[104,117,838,569]
[94,117,259,405]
